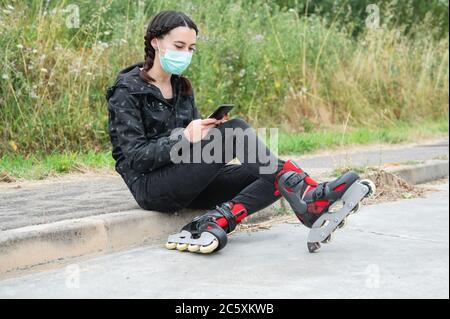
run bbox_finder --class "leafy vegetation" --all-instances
[0,0,448,167]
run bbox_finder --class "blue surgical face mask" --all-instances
[157,40,193,75]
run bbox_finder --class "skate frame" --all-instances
[307,181,370,245]
[167,230,216,246]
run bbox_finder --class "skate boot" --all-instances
[275,160,376,253]
[166,201,248,254]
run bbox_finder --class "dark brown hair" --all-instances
[141,10,198,96]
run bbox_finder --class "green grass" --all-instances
[1,119,447,181]
[0,150,115,180]
[275,119,449,155]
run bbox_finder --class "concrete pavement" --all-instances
[0,182,447,298]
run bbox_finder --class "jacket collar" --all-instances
[114,62,181,101]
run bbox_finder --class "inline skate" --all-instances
[275,160,376,253]
[166,201,248,254]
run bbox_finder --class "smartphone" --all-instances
[208,104,235,120]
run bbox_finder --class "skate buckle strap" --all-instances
[314,183,326,200]
[215,204,237,233]
[285,171,308,188]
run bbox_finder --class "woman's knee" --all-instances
[222,117,250,129]
[211,118,251,145]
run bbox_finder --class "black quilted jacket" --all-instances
[106,62,200,189]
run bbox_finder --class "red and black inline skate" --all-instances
[275,160,376,252]
[166,201,247,254]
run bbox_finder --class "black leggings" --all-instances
[130,118,286,215]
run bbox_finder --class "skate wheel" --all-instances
[176,243,189,251]
[165,242,177,250]
[350,202,360,214]
[360,179,376,198]
[308,242,321,253]
[338,217,347,229]
[188,244,200,253]
[199,239,219,254]
[321,233,333,244]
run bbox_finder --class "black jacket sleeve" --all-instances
[190,88,201,120]
[107,86,188,173]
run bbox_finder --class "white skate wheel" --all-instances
[350,202,360,214]
[338,217,347,229]
[360,179,376,198]
[308,242,321,253]
[321,233,333,244]
[200,239,219,254]
[176,243,188,251]
[165,242,177,250]
[188,244,200,253]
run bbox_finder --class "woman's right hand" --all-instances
[183,118,219,143]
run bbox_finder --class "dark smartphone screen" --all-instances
[208,104,235,120]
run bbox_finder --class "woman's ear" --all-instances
[151,38,157,51]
